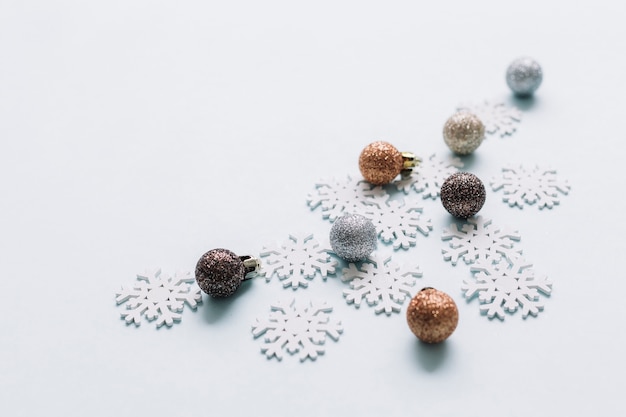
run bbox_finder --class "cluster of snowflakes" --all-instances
[441,216,553,320]
[258,235,423,314]
[306,153,463,251]
[114,99,569,360]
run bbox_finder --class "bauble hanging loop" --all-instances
[195,248,260,297]
[359,141,417,185]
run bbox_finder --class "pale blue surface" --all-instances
[1,1,625,416]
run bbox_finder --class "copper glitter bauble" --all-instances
[443,112,485,155]
[358,141,405,185]
[406,288,459,344]
[195,248,259,298]
[440,172,486,219]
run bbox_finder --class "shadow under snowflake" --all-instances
[441,216,522,266]
[115,269,202,327]
[251,299,343,361]
[259,233,337,289]
[490,164,571,210]
[463,256,552,320]
[341,254,422,315]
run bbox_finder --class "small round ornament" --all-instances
[440,172,486,219]
[359,141,417,185]
[406,287,459,344]
[329,213,377,262]
[195,248,260,297]
[443,112,485,155]
[506,57,543,96]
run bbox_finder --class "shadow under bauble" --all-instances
[201,278,254,324]
[413,339,450,372]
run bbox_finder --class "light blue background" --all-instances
[1,1,624,416]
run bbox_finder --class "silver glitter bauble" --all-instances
[443,112,485,155]
[440,172,486,219]
[506,57,543,96]
[330,213,377,262]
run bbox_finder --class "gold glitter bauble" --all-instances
[406,288,459,344]
[443,112,485,155]
[358,141,404,185]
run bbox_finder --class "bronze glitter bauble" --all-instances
[358,141,405,185]
[406,288,459,344]
[440,172,486,219]
[443,112,485,155]
[195,248,246,297]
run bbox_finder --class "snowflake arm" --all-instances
[259,234,337,289]
[252,300,343,361]
[307,176,387,221]
[394,153,463,198]
[363,199,432,251]
[464,258,552,320]
[490,165,571,210]
[341,255,422,315]
[115,269,201,327]
[441,217,522,266]
[457,101,522,137]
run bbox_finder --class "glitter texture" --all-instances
[406,288,458,343]
[440,172,486,219]
[506,57,543,96]
[358,141,404,185]
[195,248,245,297]
[443,112,485,155]
[329,213,377,262]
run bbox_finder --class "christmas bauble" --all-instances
[440,172,486,219]
[406,288,459,344]
[358,141,405,185]
[195,248,246,297]
[329,213,377,262]
[443,112,485,155]
[506,57,543,96]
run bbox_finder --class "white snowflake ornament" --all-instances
[362,199,432,250]
[341,255,422,315]
[463,257,553,320]
[441,216,522,266]
[491,165,571,209]
[252,299,343,361]
[259,234,338,289]
[115,269,202,327]
[307,175,387,222]
[394,153,463,199]
[457,101,522,137]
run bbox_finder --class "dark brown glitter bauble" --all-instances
[358,141,404,185]
[440,172,486,219]
[406,288,459,344]
[195,248,245,297]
